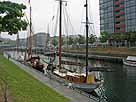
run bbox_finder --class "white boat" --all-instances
[123,56,136,67]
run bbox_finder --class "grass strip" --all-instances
[0,54,69,102]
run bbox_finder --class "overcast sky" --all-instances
[1,0,100,40]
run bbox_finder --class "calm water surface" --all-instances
[62,57,136,102]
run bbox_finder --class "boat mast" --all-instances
[28,0,32,59]
[85,0,88,78]
[59,0,62,68]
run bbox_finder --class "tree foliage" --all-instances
[68,36,74,45]
[52,36,58,47]
[0,1,28,35]
[77,34,85,44]
[89,34,97,44]
[99,32,109,43]
[111,32,136,42]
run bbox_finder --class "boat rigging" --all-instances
[25,0,44,73]
[45,0,103,94]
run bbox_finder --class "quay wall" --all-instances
[62,52,123,63]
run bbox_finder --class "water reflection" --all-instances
[99,64,136,102]
[62,57,136,102]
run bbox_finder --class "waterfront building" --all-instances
[33,32,50,48]
[18,32,50,48]
[100,0,136,34]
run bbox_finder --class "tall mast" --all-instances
[85,0,88,78]
[59,0,62,68]
[28,0,32,58]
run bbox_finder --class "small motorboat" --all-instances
[123,56,136,67]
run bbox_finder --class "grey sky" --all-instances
[1,0,100,40]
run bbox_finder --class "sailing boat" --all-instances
[46,0,102,93]
[25,0,44,73]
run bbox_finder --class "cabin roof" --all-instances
[127,56,136,61]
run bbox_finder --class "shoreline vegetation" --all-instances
[0,54,69,102]
[63,47,136,57]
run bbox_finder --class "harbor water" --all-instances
[62,57,136,102]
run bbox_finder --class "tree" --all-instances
[99,32,109,43]
[112,33,121,42]
[68,36,74,45]
[120,33,127,41]
[61,37,65,46]
[77,34,85,44]
[130,32,136,42]
[52,36,58,47]
[88,34,97,44]
[0,1,28,35]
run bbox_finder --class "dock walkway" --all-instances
[4,54,98,102]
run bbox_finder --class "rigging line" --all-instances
[88,8,95,36]
[46,2,60,65]
[88,0,93,21]
[63,6,69,47]
[63,5,70,48]
[51,2,59,35]
[63,5,69,36]
[62,5,66,35]
[53,3,59,36]
[89,24,95,34]
[88,22,95,36]
[66,9,73,34]
[24,13,29,51]
[65,6,76,34]
[90,20,96,35]
[88,24,93,34]
[79,3,85,34]
[52,2,60,64]
[64,6,69,35]
[62,3,68,47]
[66,7,75,32]
[63,7,69,35]
[88,0,96,35]
[24,13,29,24]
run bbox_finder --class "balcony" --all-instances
[114,0,124,5]
[114,5,124,11]
[115,17,125,22]
[115,11,125,16]
[115,23,125,28]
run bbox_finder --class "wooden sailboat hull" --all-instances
[46,70,100,93]
[32,64,44,72]
[27,56,44,73]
